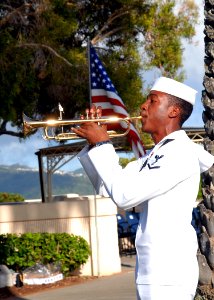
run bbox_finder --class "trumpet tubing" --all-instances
[22,114,142,140]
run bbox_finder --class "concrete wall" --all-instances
[0,195,121,276]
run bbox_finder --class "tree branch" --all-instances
[92,9,130,45]
[0,130,24,138]
[0,3,31,27]
[92,26,127,45]
[0,120,24,137]
[17,43,73,68]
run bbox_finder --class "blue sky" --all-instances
[182,1,204,128]
[0,1,205,169]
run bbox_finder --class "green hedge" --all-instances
[0,233,91,275]
[0,192,24,202]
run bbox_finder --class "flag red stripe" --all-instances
[92,95,127,110]
[99,110,129,119]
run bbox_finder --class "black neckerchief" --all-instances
[139,138,174,171]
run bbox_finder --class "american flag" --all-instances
[90,44,145,158]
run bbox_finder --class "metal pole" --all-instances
[47,157,53,202]
[87,38,92,106]
[37,152,45,203]
[93,189,100,277]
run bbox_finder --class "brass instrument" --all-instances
[23,104,142,141]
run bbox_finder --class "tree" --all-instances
[196,0,214,297]
[0,0,198,138]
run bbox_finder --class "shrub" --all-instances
[0,192,24,202]
[197,177,202,200]
[0,233,91,275]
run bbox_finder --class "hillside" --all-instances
[0,164,94,199]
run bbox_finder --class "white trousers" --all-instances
[136,284,196,300]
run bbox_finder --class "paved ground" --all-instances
[12,255,136,300]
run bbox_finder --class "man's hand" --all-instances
[72,122,110,145]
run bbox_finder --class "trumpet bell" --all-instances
[23,114,40,136]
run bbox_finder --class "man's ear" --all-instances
[168,106,180,118]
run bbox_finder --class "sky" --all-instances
[0,1,205,169]
[181,1,205,127]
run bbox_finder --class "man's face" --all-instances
[140,90,171,134]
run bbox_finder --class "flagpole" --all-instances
[87,39,101,277]
[87,37,92,106]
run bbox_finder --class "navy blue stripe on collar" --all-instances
[159,138,174,148]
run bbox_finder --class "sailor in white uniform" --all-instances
[73,77,214,300]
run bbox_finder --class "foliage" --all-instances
[194,291,211,300]
[194,296,207,300]
[0,232,91,275]
[119,157,136,168]
[0,192,24,202]
[142,0,198,77]
[0,0,199,138]
[197,177,202,200]
[141,132,154,149]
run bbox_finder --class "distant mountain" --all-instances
[0,164,94,199]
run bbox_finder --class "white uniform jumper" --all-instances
[78,130,214,299]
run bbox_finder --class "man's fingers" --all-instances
[71,122,109,144]
[101,124,107,131]
[71,127,86,137]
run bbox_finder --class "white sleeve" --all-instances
[194,143,214,173]
[87,143,199,210]
[78,146,109,197]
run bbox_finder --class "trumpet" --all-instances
[23,103,142,141]
[23,114,142,141]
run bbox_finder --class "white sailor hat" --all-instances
[150,77,197,105]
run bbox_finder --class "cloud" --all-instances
[0,133,48,168]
